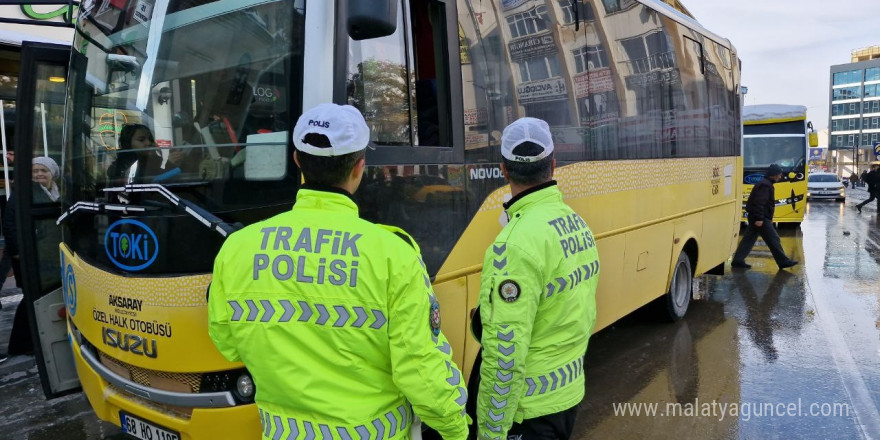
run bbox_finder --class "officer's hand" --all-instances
[754,220,764,227]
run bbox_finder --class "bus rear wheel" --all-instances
[664,252,692,322]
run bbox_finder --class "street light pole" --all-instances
[850,144,859,180]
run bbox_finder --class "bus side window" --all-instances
[346,0,451,148]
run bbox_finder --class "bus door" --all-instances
[13,41,79,398]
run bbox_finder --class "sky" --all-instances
[684,0,880,136]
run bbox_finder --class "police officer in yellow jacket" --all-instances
[208,103,469,440]
[475,118,599,440]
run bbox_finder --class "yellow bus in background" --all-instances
[18,1,742,438]
[742,105,818,224]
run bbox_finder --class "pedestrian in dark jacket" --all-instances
[732,164,798,270]
[856,164,880,213]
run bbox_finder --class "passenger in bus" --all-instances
[732,164,799,269]
[0,156,61,363]
[471,118,599,440]
[207,103,469,440]
[106,124,188,185]
[32,156,61,203]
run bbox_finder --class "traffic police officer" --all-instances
[475,118,599,440]
[208,103,469,440]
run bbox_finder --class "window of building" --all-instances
[601,0,637,14]
[863,117,880,130]
[833,69,862,85]
[831,134,857,147]
[864,100,880,114]
[866,67,880,82]
[558,0,575,24]
[506,5,549,39]
[832,103,859,116]
[865,84,880,98]
[621,31,675,74]
[832,86,862,101]
[557,0,596,24]
[518,55,561,82]
[831,118,860,132]
[572,44,609,73]
[863,132,880,146]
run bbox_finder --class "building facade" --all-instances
[829,51,880,175]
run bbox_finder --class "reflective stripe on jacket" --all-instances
[477,182,599,440]
[208,187,468,440]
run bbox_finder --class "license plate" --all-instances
[120,412,180,440]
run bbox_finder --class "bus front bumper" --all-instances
[70,333,259,440]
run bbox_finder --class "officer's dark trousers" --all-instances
[857,191,879,210]
[504,406,578,440]
[466,350,579,440]
[732,221,789,267]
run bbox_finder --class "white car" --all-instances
[807,172,846,201]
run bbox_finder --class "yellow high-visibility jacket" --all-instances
[209,186,469,440]
[477,182,599,439]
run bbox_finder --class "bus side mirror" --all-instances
[808,132,819,147]
[347,0,398,41]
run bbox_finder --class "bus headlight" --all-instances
[200,368,255,404]
[235,373,255,401]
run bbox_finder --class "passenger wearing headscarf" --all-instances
[0,156,61,361]
[32,156,60,202]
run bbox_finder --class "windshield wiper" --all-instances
[58,183,240,238]
[57,201,155,225]
[103,183,240,237]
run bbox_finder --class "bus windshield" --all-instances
[743,136,806,169]
[63,0,305,274]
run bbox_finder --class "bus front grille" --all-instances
[99,352,203,394]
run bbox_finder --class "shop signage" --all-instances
[508,33,557,61]
[574,68,614,97]
[624,69,681,88]
[517,77,567,104]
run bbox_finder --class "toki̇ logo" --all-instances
[104,219,159,271]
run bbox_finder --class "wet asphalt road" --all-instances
[1,190,879,440]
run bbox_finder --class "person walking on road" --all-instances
[732,164,799,270]
[856,164,880,213]
[208,103,469,440]
[850,171,859,189]
[472,117,600,440]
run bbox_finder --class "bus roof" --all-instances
[743,104,808,124]
[639,0,734,51]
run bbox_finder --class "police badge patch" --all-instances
[429,297,442,336]
[498,280,520,302]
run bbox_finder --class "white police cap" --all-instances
[293,103,371,157]
[500,117,555,163]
